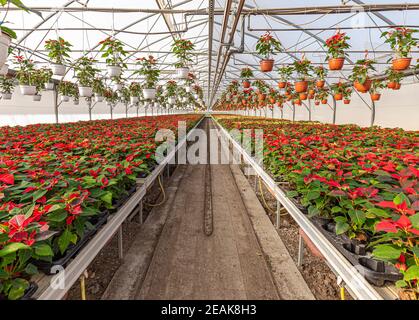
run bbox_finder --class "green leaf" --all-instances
[34,243,53,257]
[286,190,298,198]
[331,206,342,213]
[409,213,419,229]
[32,189,48,202]
[58,229,77,254]
[46,210,67,222]
[7,278,29,300]
[393,193,410,206]
[411,246,419,258]
[306,191,320,201]
[100,191,113,205]
[307,206,319,218]
[0,243,30,257]
[372,244,402,260]
[395,280,408,288]
[335,221,350,235]
[404,265,419,282]
[367,207,391,218]
[348,210,366,226]
[25,263,38,275]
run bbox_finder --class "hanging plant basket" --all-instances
[316,80,325,88]
[393,83,401,90]
[328,57,345,70]
[107,65,122,77]
[321,99,328,104]
[354,79,372,93]
[334,93,343,101]
[19,85,37,96]
[61,95,70,102]
[299,92,308,100]
[243,80,251,89]
[44,82,54,90]
[32,94,42,101]
[295,81,308,93]
[143,88,156,100]
[113,83,123,92]
[343,99,351,104]
[260,59,274,72]
[176,67,189,79]
[370,93,381,101]
[94,94,104,102]
[314,100,320,106]
[0,32,11,69]
[50,63,66,76]
[79,86,93,97]
[130,96,139,104]
[278,81,287,89]
[392,57,411,71]
[1,92,12,100]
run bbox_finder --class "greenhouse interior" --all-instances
[0,0,418,305]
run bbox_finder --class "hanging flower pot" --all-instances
[130,96,139,104]
[321,99,328,104]
[19,85,37,96]
[354,79,372,93]
[260,59,274,72]
[299,92,308,100]
[44,82,54,90]
[308,89,315,95]
[308,93,315,100]
[73,99,79,105]
[387,81,397,89]
[50,63,66,76]
[32,94,42,101]
[79,86,93,97]
[392,57,411,71]
[343,99,351,104]
[278,81,287,89]
[61,95,70,102]
[113,83,123,92]
[269,97,276,104]
[314,100,320,106]
[328,57,345,70]
[0,32,11,69]
[334,93,343,101]
[295,81,308,93]
[294,99,302,105]
[316,80,325,88]
[107,65,122,77]
[243,80,251,89]
[176,67,189,79]
[370,93,381,101]
[143,88,156,100]
[393,83,401,90]
[1,92,12,100]
[0,63,8,76]
[324,31,350,70]
[94,94,104,102]
[258,93,266,101]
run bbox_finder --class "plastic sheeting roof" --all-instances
[4,0,419,104]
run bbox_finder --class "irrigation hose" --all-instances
[258,177,288,216]
[144,175,166,207]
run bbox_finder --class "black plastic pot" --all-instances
[33,210,110,275]
[112,185,137,210]
[310,217,402,286]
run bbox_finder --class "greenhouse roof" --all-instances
[3,0,419,106]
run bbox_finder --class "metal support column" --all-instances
[53,84,59,124]
[332,98,337,125]
[370,101,376,127]
[118,226,123,260]
[297,234,304,267]
[292,104,296,122]
[276,200,281,229]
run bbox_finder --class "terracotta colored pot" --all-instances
[321,99,328,104]
[295,81,308,93]
[242,99,247,105]
[370,93,381,101]
[308,89,315,95]
[308,94,315,100]
[269,97,276,104]
[243,80,251,89]
[316,80,325,88]
[314,101,320,106]
[392,57,411,71]
[334,93,343,101]
[294,99,302,105]
[354,79,372,93]
[278,81,287,89]
[328,57,345,70]
[343,99,351,105]
[299,92,308,100]
[387,81,396,89]
[260,59,274,72]
[258,93,266,101]
[393,83,401,90]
